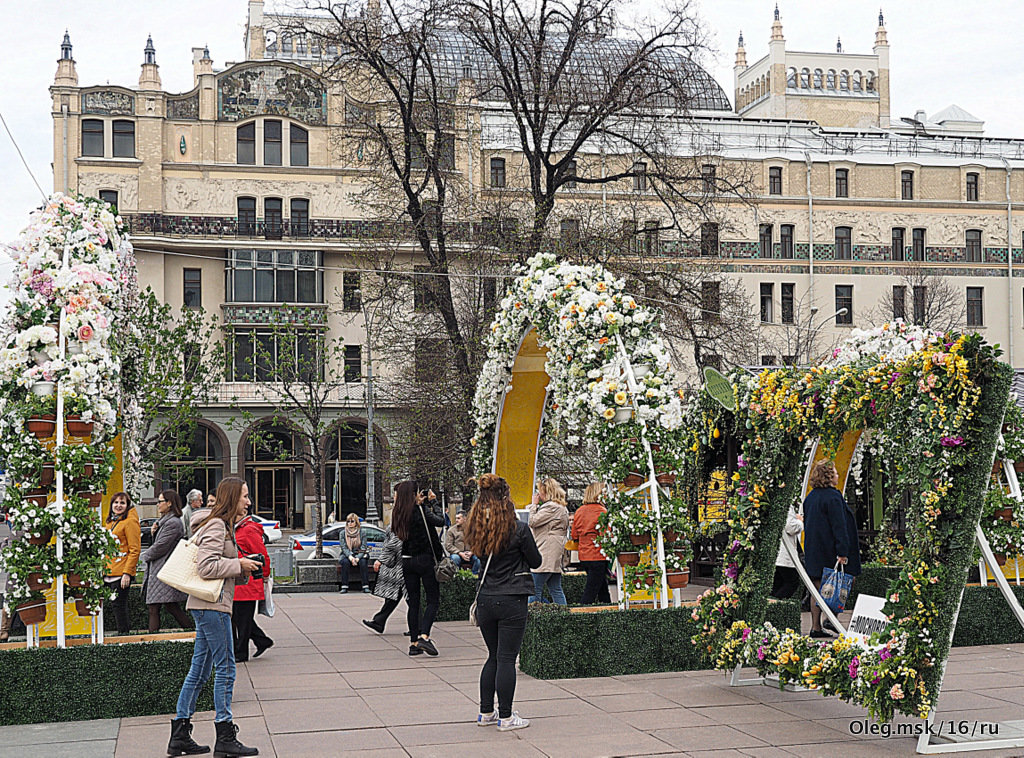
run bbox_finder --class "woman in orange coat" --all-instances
[571,482,610,604]
[104,491,141,635]
[232,513,273,662]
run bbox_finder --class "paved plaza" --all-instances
[2,592,1024,757]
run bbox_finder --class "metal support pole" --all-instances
[362,299,378,524]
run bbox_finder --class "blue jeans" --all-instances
[529,572,567,605]
[451,553,481,574]
[176,609,236,722]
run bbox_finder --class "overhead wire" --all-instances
[0,109,47,201]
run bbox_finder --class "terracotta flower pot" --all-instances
[994,508,1015,521]
[23,491,48,507]
[628,532,652,547]
[662,530,679,544]
[27,528,53,546]
[666,570,690,589]
[1014,460,1024,474]
[617,551,641,566]
[994,553,1008,566]
[623,473,645,488]
[75,599,99,617]
[16,600,47,626]
[27,572,53,592]
[26,415,56,440]
[81,492,103,508]
[39,464,56,488]
[65,573,86,588]
[671,549,690,562]
[66,416,94,437]
[655,473,677,486]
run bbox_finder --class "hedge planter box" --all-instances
[435,572,590,622]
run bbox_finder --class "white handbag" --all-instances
[157,535,225,603]
[258,575,275,618]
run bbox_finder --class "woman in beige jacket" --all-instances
[170,477,261,758]
[527,477,570,605]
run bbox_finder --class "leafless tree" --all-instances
[870,270,966,334]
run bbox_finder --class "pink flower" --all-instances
[741,627,751,641]
[889,684,904,700]
[756,646,765,660]
[77,324,94,342]
[848,656,859,679]
[879,647,892,661]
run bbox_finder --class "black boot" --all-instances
[168,718,210,756]
[214,720,258,757]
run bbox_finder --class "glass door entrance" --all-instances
[250,467,293,527]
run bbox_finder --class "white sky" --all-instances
[1,1,1022,302]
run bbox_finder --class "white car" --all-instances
[289,522,388,562]
[250,515,282,544]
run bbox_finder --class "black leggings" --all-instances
[104,579,131,635]
[579,560,611,604]
[370,597,402,631]
[402,554,440,638]
[232,599,273,661]
[476,594,528,719]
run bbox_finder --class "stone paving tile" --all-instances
[653,682,761,708]
[732,718,858,747]
[684,750,758,758]
[688,704,803,725]
[520,728,680,758]
[269,726,402,755]
[405,739,545,758]
[360,690,478,726]
[343,667,445,690]
[619,706,718,731]
[737,746,800,757]
[261,695,383,734]
[646,725,770,752]
[583,692,685,713]
[387,719,506,746]
[0,718,119,746]
[550,676,652,697]
[23,740,116,758]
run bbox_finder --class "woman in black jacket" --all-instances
[464,474,542,732]
[391,481,445,656]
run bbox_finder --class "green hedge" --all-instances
[0,640,212,725]
[435,571,589,622]
[101,584,192,634]
[520,598,801,679]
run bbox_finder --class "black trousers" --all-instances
[104,578,131,635]
[232,599,272,661]
[771,566,801,599]
[476,594,528,719]
[402,554,440,638]
[579,560,611,604]
[370,597,402,630]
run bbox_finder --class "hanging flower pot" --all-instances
[16,600,47,626]
[662,529,679,544]
[994,507,1015,521]
[75,599,99,617]
[81,492,103,508]
[666,570,690,589]
[27,572,53,592]
[617,551,641,566]
[1014,460,1024,474]
[66,416,94,437]
[81,463,95,478]
[39,464,56,487]
[23,490,48,507]
[66,573,86,588]
[31,381,56,397]
[623,473,645,488]
[26,415,56,440]
[628,532,652,547]
[631,365,650,380]
[27,528,53,546]
[672,549,690,563]
[655,473,677,486]
[994,553,1008,566]
[612,407,632,424]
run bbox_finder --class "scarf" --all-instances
[345,522,362,551]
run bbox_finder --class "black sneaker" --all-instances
[253,640,274,658]
[416,637,439,656]
[809,628,834,639]
[362,619,384,634]
[409,644,424,656]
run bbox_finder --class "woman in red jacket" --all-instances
[571,482,611,604]
[232,514,273,662]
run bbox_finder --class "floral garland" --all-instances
[0,194,137,614]
[687,321,1009,722]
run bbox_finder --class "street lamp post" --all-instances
[805,306,847,364]
[357,290,379,524]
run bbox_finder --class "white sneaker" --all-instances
[476,711,498,727]
[497,712,529,731]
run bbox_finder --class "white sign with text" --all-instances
[846,594,889,648]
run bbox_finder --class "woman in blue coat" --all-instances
[802,459,861,638]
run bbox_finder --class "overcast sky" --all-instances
[1,1,1022,301]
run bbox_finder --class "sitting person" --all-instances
[443,510,481,574]
[339,513,372,593]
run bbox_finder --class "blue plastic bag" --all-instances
[819,562,853,614]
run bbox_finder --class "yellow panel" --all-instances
[804,431,862,498]
[40,434,123,638]
[493,329,549,507]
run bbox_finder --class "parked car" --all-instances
[139,517,158,549]
[249,515,282,544]
[289,522,387,562]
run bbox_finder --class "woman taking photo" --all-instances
[465,474,541,732]
[169,477,261,758]
[391,482,444,656]
[339,513,372,593]
[140,490,191,633]
[527,477,569,605]
[232,509,273,662]
[104,491,141,636]
[572,483,611,605]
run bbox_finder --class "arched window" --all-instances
[787,67,797,88]
[159,424,224,499]
[244,427,302,527]
[800,68,810,88]
[290,124,308,166]
[866,71,876,92]
[813,69,823,89]
[755,81,761,99]
[237,197,256,236]
[840,70,849,90]
[280,34,293,54]
[827,69,837,89]
[835,226,852,260]
[325,422,385,521]
[266,32,277,54]
[852,70,862,92]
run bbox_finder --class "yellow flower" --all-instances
[603,408,616,420]
[614,391,628,405]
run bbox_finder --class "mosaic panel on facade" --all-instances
[82,90,135,116]
[218,65,327,125]
[223,304,328,326]
[167,94,199,120]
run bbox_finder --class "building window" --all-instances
[343,272,361,311]
[759,224,773,258]
[835,226,852,260]
[827,69,836,88]
[237,197,256,235]
[112,120,135,158]
[344,345,362,383]
[98,190,118,211]
[967,287,984,326]
[183,268,202,309]
[761,355,777,367]
[560,218,580,246]
[966,172,979,202]
[835,168,849,198]
[159,425,224,501]
[237,123,256,165]
[966,229,982,263]
[264,198,283,238]
[230,328,322,382]
[290,125,308,166]
[835,285,853,324]
[760,283,774,323]
[893,285,906,321]
[780,224,794,259]
[891,227,905,261]
[781,283,794,324]
[413,265,435,311]
[702,164,716,193]
[643,220,659,255]
[264,120,282,165]
[701,281,720,323]
[490,157,506,188]
[913,285,926,325]
[437,133,455,171]
[82,119,104,157]
[632,162,648,191]
[621,220,638,254]
[700,223,719,257]
[768,167,782,195]
[414,338,445,382]
[813,69,823,88]
[290,198,310,236]
[564,160,577,189]
[912,228,926,261]
[227,249,323,304]
[901,170,914,200]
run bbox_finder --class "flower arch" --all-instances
[685,322,1012,722]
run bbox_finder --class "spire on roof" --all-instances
[878,8,885,26]
[144,35,156,65]
[202,45,211,61]
[738,31,744,47]
[61,30,72,60]
[836,36,842,53]
[774,4,780,21]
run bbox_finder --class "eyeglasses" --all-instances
[157,498,166,503]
